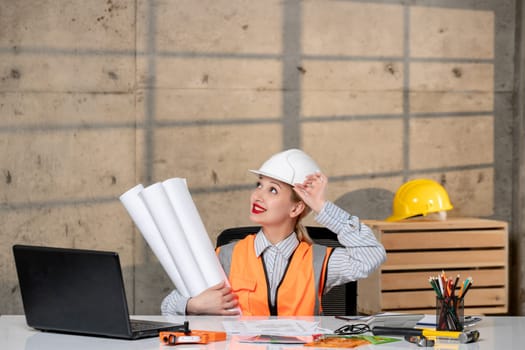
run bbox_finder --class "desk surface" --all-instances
[1,314,524,349]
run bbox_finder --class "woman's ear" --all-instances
[290,200,306,218]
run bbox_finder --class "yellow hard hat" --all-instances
[386,179,453,221]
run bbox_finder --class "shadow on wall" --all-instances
[334,188,394,221]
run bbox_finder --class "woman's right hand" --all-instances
[294,172,327,214]
[186,281,240,315]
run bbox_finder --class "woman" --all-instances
[161,149,386,316]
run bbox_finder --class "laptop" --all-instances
[13,244,185,340]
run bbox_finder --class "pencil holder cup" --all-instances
[436,296,464,331]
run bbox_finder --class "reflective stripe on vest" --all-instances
[217,234,332,316]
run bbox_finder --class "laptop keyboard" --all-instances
[131,319,172,331]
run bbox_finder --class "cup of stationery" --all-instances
[436,296,464,331]
[430,273,472,332]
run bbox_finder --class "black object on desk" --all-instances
[13,244,184,340]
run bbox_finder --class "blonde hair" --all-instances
[291,190,313,244]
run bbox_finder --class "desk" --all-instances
[1,315,524,349]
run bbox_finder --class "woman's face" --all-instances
[249,175,301,226]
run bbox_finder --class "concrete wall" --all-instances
[1,0,521,314]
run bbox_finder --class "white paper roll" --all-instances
[139,182,208,296]
[119,184,190,297]
[162,178,228,287]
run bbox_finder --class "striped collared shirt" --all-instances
[254,231,299,306]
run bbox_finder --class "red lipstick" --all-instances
[252,203,266,214]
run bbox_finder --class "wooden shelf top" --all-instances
[363,217,507,231]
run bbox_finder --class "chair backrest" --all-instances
[216,226,357,316]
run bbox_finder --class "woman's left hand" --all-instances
[293,172,327,213]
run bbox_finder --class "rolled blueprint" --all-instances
[162,178,227,286]
[139,182,208,296]
[119,184,190,297]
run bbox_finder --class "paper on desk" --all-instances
[222,319,322,336]
[237,335,310,344]
[119,184,190,297]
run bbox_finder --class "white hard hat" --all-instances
[249,149,320,186]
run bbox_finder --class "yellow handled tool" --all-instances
[372,326,479,344]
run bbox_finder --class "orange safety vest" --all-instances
[217,234,333,316]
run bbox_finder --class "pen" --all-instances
[459,277,472,297]
[452,275,460,296]
[460,279,473,300]
[429,277,442,298]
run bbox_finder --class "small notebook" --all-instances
[13,244,184,340]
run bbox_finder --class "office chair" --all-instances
[216,226,357,316]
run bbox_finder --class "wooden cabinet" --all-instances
[359,218,508,315]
